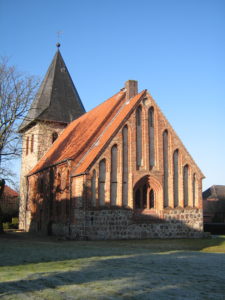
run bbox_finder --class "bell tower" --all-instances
[19,44,86,230]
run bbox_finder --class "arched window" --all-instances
[110,145,118,206]
[122,125,128,206]
[183,164,189,207]
[149,189,155,209]
[135,188,141,209]
[57,173,61,192]
[99,159,106,206]
[26,136,29,155]
[192,173,196,207]
[52,132,58,143]
[163,130,169,207]
[66,170,70,216]
[31,134,34,153]
[91,170,96,206]
[136,106,142,169]
[173,149,179,207]
[148,107,155,169]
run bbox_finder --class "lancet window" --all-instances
[163,130,169,207]
[26,136,29,155]
[183,164,189,207]
[91,170,96,206]
[136,106,142,169]
[173,149,179,207]
[122,125,128,206]
[99,159,106,206]
[192,173,196,207]
[148,107,155,169]
[52,132,58,143]
[110,145,118,206]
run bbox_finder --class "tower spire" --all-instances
[19,49,86,132]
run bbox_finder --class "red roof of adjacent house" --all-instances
[30,89,146,175]
[3,185,19,198]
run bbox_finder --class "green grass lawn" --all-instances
[0,232,225,299]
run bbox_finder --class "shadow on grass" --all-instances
[0,250,225,299]
[0,232,225,268]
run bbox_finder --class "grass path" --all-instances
[0,233,225,299]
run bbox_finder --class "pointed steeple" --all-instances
[19,47,86,132]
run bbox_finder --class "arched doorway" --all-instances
[133,176,156,210]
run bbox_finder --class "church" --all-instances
[19,46,205,239]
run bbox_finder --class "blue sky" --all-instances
[0,0,224,190]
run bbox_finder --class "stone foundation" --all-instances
[48,208,204,240]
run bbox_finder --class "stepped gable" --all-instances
[29,89,146,175]
[19,49,85,132]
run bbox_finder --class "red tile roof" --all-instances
[29,89,146,175]
[3,185,19,198]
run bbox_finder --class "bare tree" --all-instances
[0,57,39,232]
[0,57,39,176]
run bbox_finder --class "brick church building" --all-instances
[19,46,204,239]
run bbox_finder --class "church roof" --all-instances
[29,89,147,175]
[19,49,85,132]
[203,185,225,201]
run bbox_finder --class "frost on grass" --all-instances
[0,235,225,299]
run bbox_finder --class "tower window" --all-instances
[31,134,34,153]
[52,132,58,143]
[26,136,29,155]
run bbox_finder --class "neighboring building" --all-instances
[19,47,205,239]
[0,185,19,217]
[203,185,225,223]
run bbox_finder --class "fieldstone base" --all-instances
[48,208,204,240]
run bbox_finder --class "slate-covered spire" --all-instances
[19,47,86,132]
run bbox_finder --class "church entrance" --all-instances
[133,176,155,210]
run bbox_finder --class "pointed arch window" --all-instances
[99,159,106,206]
[163,130,169,207]
[26,136,29,155]
[91,170,96,206]
[192,173,196,207]
[183,164,189,207]
[148,107,155,169]
[52,132,58,143]
[31,134,34,153]
[173,149,179,207]
[122,125,128,206]
[110,145,118,206]
[66,170,70,216]
[136,106,142,169]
